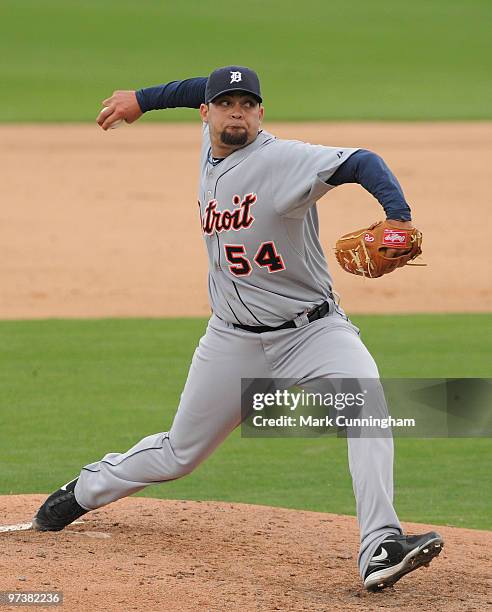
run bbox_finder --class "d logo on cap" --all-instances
[205,65,262,104]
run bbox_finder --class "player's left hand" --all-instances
[334,219,423,278]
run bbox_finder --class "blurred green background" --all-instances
[1,0,491,121]
[1,315,490,529]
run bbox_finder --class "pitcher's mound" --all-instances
[0,495,489,611]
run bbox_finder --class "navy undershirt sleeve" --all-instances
[328,149,412,221]
[135,77,207,112]
[135,84,410,220]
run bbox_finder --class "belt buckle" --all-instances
[293,310,310,328]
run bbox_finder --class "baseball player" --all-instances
[32,66,443,592]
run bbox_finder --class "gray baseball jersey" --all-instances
[200,124,358,326]
[74,124,402,581]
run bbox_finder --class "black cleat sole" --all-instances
[31,517,66,532]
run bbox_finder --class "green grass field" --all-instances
[1,0,491,121]
[1,315,490,530]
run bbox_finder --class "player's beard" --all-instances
[220,127,248,146]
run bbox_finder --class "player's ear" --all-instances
[199,103,209,123]
[259,104,264,122]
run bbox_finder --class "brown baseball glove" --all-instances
[334,220,423,278]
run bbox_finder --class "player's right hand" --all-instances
[97,90,143,130]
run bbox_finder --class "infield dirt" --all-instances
[1,495,490,611]
[1,122,490,319]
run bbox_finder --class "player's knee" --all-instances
[171,462,195,479]
[169,453,203,479]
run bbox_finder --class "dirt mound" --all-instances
[0,495,489,611]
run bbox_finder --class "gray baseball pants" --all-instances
[75,310,402,577]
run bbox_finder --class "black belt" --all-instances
[233,301,331,334]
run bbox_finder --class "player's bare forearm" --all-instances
[96,90,143,131]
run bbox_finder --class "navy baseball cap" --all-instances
[205,66,262,104]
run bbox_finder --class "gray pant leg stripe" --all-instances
[81,434,170,473]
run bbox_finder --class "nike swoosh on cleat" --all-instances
[371,547,389,562]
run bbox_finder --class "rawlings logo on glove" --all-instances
[382,230,408,245]
[334,220,423,278]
